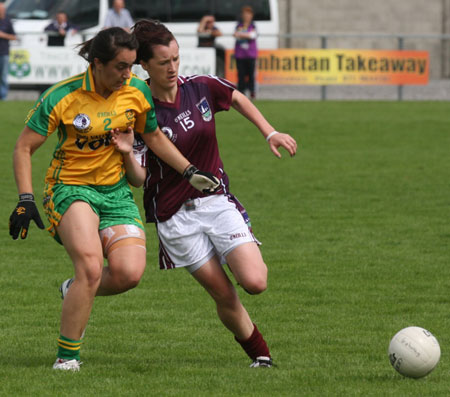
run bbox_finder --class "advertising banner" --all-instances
[225,49,429,85]
[9,47,216,85]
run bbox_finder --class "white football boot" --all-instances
[53,358,82,372]
[59,278,74,299]
[249,356,273,368]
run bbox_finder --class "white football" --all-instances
[388,326,441,378]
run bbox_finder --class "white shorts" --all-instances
[157,195,259,273]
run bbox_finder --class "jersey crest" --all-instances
[125,109,135,121]
[73,113,92,133]
[196,97,212,122]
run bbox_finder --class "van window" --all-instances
[7,0,55,19]
[68,0,101,29]
[7,0,100,30]
[214,0,271,21]
[119,0,167,21]
[111,0,271,23]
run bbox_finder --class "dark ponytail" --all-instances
[78,27,138,64]
[132,19,177,63]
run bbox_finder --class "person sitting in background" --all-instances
[197,15,222,48]
[44,12,78,47]
[103,0,133,31]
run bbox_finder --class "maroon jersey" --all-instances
[135,75,236,223]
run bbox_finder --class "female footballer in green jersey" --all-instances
[9,27,219,371]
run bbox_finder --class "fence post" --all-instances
[397,36,404,101]
[321,35,328,100]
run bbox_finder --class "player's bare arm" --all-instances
[110,127,146,187]
[13,126,47,194]
[230,90,297,158]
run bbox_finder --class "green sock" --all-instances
[57,334,82,361]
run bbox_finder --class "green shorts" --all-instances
[43,178,143,244]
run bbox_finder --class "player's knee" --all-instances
[113,265,145,292]
[119,279,140,292]
[240,264,267,294]
[121,271,142,291]
[77,259,103,290]
[242,277,267,295]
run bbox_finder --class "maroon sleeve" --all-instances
[205,75,236,113]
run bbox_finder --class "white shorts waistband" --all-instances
[183,195,220,210]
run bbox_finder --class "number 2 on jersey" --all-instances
[103,118,112,131]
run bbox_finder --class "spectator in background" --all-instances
[0,2,16,100]
[104,0,133,31]
[233,6,258,99]
[197,15,222,48]
[44,12,78,47]
[197,14,225,76]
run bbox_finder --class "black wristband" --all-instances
[19,193,35,201]
[182,165,198,180]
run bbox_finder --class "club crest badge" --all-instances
[196,97,212,122]
[125,109,134,121]
[73,113,92,133]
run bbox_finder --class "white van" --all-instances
[6,0,279,48]
[6,0,279,87]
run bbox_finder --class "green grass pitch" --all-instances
[1,99,449,396]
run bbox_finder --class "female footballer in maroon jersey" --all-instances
[114,19,297,367]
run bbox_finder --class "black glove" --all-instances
[183,165,220,194]
[9,193,45,240]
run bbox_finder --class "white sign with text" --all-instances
[9,47,216,85]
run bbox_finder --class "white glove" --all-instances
[183,165,220,194]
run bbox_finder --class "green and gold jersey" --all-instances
[26,65,157,186]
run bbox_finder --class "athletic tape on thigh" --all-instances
[99,225,146,256]
[108,237,146,253]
